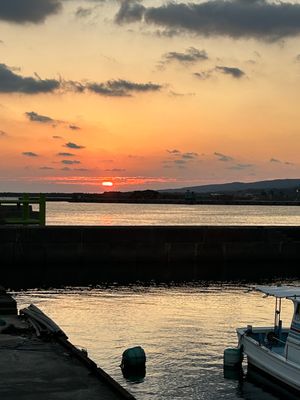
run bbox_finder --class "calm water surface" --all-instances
[13,285,298,399]
[45,202,300,226]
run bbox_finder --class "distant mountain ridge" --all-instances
[160,179,300,193]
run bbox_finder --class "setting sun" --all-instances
[102,181,113,187]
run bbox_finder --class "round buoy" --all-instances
[121,346,146,370]
[223,347,243,368]
[121,346,146,380]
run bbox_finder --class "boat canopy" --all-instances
[254,285,300,299]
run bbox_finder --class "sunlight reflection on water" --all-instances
[44,202,300,226]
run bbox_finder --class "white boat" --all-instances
[236,285,300,392]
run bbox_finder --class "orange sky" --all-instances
[1,0,300,192]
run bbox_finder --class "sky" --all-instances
[1,0,300,192]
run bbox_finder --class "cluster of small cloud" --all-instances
[0,63,162,97]
[163,149,199,169]
[25,111,81,131]
[114,0,300,41]
[214,152,254,171]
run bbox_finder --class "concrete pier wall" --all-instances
[1,226,300,288]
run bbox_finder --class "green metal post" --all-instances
[22,194,30,223]
[39,194,46,226]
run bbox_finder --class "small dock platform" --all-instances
[0,289,135,400]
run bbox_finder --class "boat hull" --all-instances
[237,327,300,392]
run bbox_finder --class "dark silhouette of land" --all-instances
[1,178,300,205]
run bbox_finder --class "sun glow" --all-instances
[102,181,113,187]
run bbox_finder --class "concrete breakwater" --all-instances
[1,226,300,288]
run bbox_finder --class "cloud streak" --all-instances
[64,142,85,150]
[86,79,162,97]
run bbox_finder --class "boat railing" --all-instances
[0,194,46,225]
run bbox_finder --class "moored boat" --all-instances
[236,285,300,392]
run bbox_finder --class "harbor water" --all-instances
[14,284,297,400]
[45,202,300,226]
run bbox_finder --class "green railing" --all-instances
[0,194,46,226]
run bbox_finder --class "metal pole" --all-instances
[39,194,46,226]
[22,194,30,223]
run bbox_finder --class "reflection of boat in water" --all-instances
[236,286,300,393]
[241,364,300,400]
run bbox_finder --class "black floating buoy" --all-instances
[120,346,146,379]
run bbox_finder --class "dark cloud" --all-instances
[57,152,75,157]
[105,168,126,172]
[162,47,208,64]
[167,149,181,154]
[285,161,294,166]
[214,152,234,162]
[75,7,93,18]
[182,152,198,159]
[194,66,245,80]
[22,151,38,157]
[115,0,145,24]
[168,90,195,97]
[61,167,71,171]
[25,111,54,123]
[270,157,281,163]
[216,66,245,78]
[295,54,300,62]
[0,0,62,24]
[39,166,54,170]
[61,160,81,165]
[0,64,60,94]
[86,79,162,97]
[115,0,300,41]
[53,135,63,139]
[74,168,89,172]
[0,130,7,136]
[194,71,213,81]
[228,163,253,170]
[69,124,80,130]
[64,142,85,149]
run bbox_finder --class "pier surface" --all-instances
[1,225,300,287]
[0,314,135,400]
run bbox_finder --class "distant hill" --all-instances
[160,179,300,194]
